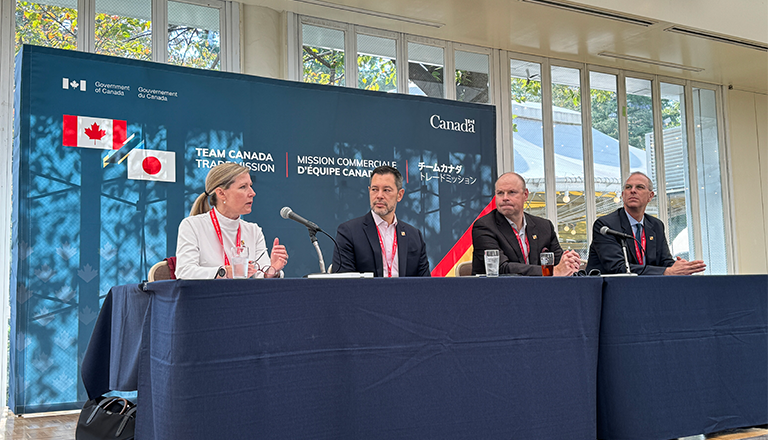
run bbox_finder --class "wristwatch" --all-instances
[216,267,226,279]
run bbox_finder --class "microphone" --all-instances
[280,207,322,232]
[599,226,634,240]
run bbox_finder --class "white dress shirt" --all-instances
[505,215,529,263]
[371,211,400,277]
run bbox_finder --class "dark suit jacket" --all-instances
[472,209,563,276]
[586,207,675,275]
[331,212,431,277]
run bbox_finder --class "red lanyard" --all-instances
[375,224,398,277]
[512,226,530,264]
[634,226,646,265]
[210,209,241,266]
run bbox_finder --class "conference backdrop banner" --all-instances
[11,46,496,412]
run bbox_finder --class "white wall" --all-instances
[241,4,285,79]
[727,89,768,274]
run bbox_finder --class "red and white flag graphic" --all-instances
[62,115,127,150]
[127,149,176,182]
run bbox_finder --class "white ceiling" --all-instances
[247,0,768,93]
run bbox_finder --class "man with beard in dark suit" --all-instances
[331,166,431,277]
[472,172,581,276]
[586,171,706,275]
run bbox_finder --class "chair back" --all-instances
[148,261,172,282]
[454,261,473,277]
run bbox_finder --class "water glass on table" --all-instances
[540,252,554,277]
[484,249,500,277]
[231,245,249,279]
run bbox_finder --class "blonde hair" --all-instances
[189,163,250,216]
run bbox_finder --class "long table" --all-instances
[598,275,768,440]
[82,275,767,440]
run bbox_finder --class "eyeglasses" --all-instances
[249,250,278,277]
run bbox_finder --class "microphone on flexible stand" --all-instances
[280,207,337,274]
[280,207,322,232]
[598,226,641,276]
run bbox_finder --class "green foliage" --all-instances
[510,75,683,148]
[455,70,488,103]
[168,26,221,70]
[16,1,221,70]
[15,2,77,54]
[94,14,151,61]
[357,54,396,92]
[303,45,345,86]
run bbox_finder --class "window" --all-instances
[551,65,587,257]
[455,50,489,103]
[589,72,622,221]
[167,1,221,70]
[15,0,78,54]
[94,0,152,60]
[357,33,397,92]
[692,87,728,273]
[15,0,230,70]
[625,77,658,216]
[510,58,546,218]
[407,42,443,98]
[302,23,345,86]
[659,82,693,259]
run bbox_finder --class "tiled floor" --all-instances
[0,409,765,440]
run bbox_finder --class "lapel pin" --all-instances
[401,231,406,236]
[532,235,537,239]
[649,236,654,240]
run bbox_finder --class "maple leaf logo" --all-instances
[84,123,106,141]
[78,264,98,283]
[79,305,99,324]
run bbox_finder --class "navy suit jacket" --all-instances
[586,207,675,275]
[331,212,431,277]
[471,209,564,276]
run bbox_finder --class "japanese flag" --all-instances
[127,149,176,182]
[63,115,127,150]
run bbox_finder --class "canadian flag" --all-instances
[127,149,176,183]
[63,115,127,150]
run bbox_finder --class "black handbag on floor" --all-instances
[76,396,136,440]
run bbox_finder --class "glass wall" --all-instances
[693,87,727,273]
[302,24,345,86]
[167,1,221,70]
[625,77,658,216]
[510,58,546,218]
[289,15,733,272]
[589,71,622,220]
[659,82,694,259]
[94,0,152,60]
[407,42,443,98]
[455,50,489,104]
[551,65,587,257]
[15,0,78,54]
[357,34,397,92]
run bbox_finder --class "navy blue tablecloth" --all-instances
[136,277,603,440]
[82,283,150,400]
[597,275,768,440]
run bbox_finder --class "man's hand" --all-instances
[664,256,706,275]
[554,250,582,277]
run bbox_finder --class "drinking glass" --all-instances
[231,246,249,279]
[540,252,555,277]
[484,249,500,277]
